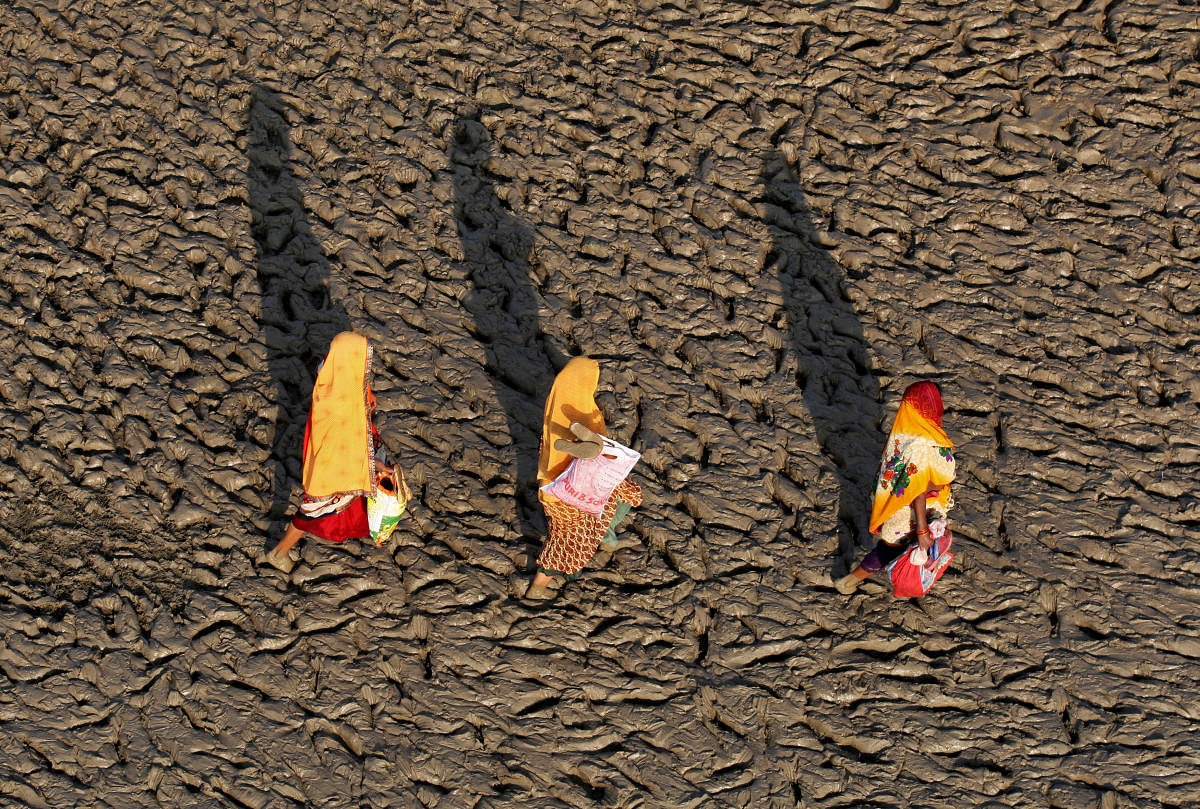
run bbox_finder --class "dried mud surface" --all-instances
[1,1,1199,807]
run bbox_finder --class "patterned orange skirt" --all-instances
[537,479,642,576]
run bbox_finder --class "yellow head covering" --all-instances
[300,332,375,498]
[868,385,955,534]
[537,357,605,487]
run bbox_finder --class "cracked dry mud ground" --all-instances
[1,1,1198,807]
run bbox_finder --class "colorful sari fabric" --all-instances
[868,381,955,536]
[539,480,641,576]
[293,497,370,543]
[536,357,641,577]
[291,332,379,543]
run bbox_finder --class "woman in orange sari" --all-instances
[526,357,641,599]
[836,381,955,594]
[263,331,408,572]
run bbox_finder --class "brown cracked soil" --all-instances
[1,1,1198,808]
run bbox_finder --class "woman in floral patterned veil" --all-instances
[836,381,956,594]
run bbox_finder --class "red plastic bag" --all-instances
[887,522,953,598]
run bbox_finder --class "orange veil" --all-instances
[868,383,955,534]
[537,357,605,488]
[300,332,375,499]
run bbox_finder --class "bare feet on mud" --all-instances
[259,549,296,574]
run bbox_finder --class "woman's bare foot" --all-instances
[262,549,295,574]
[524,571,560,600]
[835,566,870,594]
[590,546,614,569]
[262,524,304,573]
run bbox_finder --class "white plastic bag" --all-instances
[540,437,640,517]
[367,472,408,545]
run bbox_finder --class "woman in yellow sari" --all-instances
[263,331,408,572]
[836,381,955,594]
[526,357,641,599]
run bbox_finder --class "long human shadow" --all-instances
[247,85,350,545]
[449,113,565,552]
[760,149,885,574]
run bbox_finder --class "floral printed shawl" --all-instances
[868,384,955,534]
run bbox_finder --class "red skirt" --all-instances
[291,496,369,543]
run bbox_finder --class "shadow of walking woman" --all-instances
[760,149,885,574]
[247,85,351,546]
[448,113,566,556]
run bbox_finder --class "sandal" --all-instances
[554,422,603,460]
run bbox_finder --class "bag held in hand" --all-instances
[886,519,953,598]
[367,470,407,546]
[541,437,640,517]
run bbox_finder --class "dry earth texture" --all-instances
[0,0,1198,807]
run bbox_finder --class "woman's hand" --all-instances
[376,458,412,501]
[917,529,933,552]
[396,467,412,501]
[912,483,933,549]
